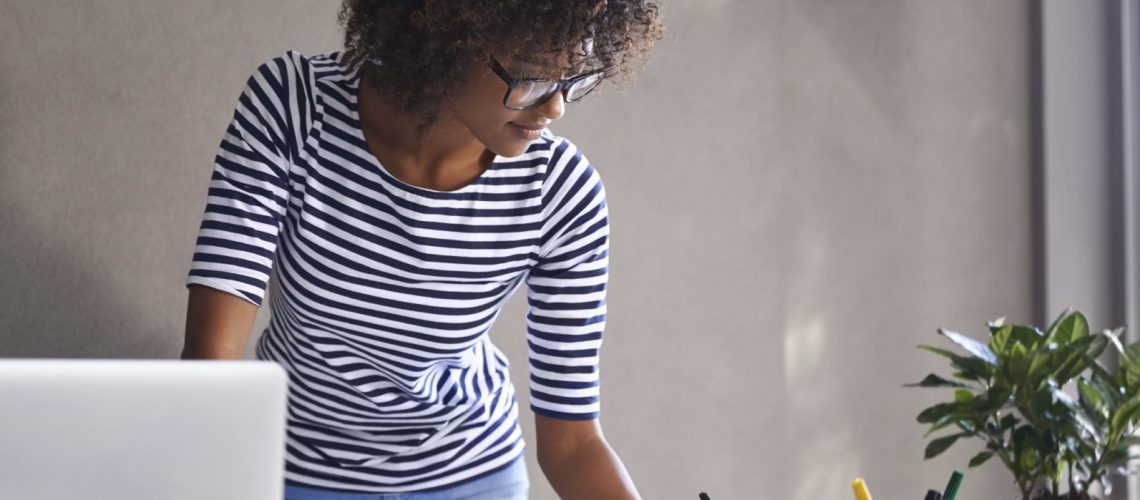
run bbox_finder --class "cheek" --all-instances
[463,107,515,140]
[451,73,526,148]
[471,97,520,133]
[476,88,516,125]
[455,83,511,127]
[470,71,526,122]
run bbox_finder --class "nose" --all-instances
[535,91,565,121]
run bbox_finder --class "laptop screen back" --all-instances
[0,360,287,500]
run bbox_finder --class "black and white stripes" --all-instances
[186,50,608,493]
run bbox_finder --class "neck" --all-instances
[357,66,489,175]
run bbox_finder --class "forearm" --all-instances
[539,434,640,500]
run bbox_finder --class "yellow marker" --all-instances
[852,478,873,500]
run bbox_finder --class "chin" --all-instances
[488,139,532,159]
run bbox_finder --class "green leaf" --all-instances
[1009,342,1030,385]
[1053,336,1107,384]
[1046,310,1088,346]
[1052,387,1100,442]
[989,324,1013,355]
[968,451,995,467]
[1078,378,1110,420]
[925,433,965,459]
[951,372,979,382]
[904,374,973,389]
[939,329,998,365]
[952,356,995,381]
[955,389,974,403]
[954,420,978,433]
[918,345,993,381]
[1019,447,1040,470]
[1010,325,1045,350]
[1086,334,1109,359]
[1027,350,1053,386]
[988,317,1007,335]
[978,388,1012,414]
[925,414,965,437]
[1111,397,1140,432]
[918,345,958,359]
[1089,363,1121,401]
[918,403,958,424]
[1035,385,1055,410]
[1122,340,1140,386]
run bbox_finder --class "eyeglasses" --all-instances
[488,56,608,110]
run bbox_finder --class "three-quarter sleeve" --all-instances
[526,148,610,420]
[185,52,308,307]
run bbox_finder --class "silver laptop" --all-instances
[0,360,287,500]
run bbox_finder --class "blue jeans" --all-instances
[282,454,529,500]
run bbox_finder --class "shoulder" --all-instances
[231,50,337,160]
[534,131,608,221]
[242,49,350,99]
[536,130,605,195]
[244,50,326,91]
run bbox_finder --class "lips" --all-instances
[510,122,546,141]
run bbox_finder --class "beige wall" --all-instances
[1,1,1033,498]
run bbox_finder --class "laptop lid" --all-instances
[0,360,287,500]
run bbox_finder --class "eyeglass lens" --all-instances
[506,73,604,109]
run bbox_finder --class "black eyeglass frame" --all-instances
[488,56,609,110]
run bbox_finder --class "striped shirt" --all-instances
[185,50,609,493]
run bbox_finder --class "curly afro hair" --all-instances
[337,0,664,135]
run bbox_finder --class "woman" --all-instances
[181,1,663,498]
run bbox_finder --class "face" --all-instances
[446,53,573,158]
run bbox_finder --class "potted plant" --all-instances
[908,310,1139,500]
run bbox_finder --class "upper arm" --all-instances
[526,145,610,420]
[185,52,309,308]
